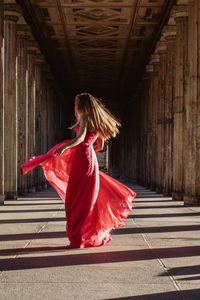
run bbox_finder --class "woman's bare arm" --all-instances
[54,114,87,155]
[67,120,79,130]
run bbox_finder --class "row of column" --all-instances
[139,5,186,199]
[128,0,200,205]
[0,2,63,204]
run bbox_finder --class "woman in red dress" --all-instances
[20,93,136,248]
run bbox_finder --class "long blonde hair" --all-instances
[75,92,122,140]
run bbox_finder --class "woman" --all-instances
[20,93,136,248]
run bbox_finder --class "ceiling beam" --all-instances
[55,0,80,85]
[36,3,164,9]
[43,21,159,26]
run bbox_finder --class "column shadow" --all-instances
[4,202,62,206]
[127,212,200,218]
[104,289,200,299]
[0,245,200,271]
[0,208,65,213]
[159,264,200,281]
[1,224,200,240]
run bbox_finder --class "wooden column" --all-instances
[52,90,57,146]
[41,67,49,189]
[138,81,148,186]
[184,0,200,205]
[26,41,37,193]
[162,25,176,196]
[3,5,20,199]
[47,81,54,150]
[146,74,152,188]
[156,41,167,194]
[42,67,52,152]
[16,24,28,195]
[149,57,160,191]
[172,6,188,200]
[0,0,3,204]
[123,95,138,182]
[145,65,154,189]
[35,53,44,190]
[196,0,200,205]
[144,81,149,187]
[53,89,59,145]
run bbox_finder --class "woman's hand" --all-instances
[67,121,78,130]
[54,145,68,156]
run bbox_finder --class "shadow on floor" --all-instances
[0,217,66,224]
[135,195,169,198]
[133,200,180,203]
[4,202,62,206]
[0,208,65,213]
[128,212,200,218]
[159,264,200,279]
[0,245,200,270]
[1,223,200,242]
[0,231,66,241]
[104,288,200,299]
[111,224,200,234]
[133,205,184,209]
[13,197,61,201]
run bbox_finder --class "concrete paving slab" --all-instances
[0,184,200,299]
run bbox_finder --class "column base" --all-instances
[163,190,172,197]
[155,186,163,194]
[184,195,200,206]
[42,183,48,189]
[172,191,183,201]
[36,185,43,191]
[150,184,156,191]
[17,188,28,196]
[28,186,36,193]
[4,192,17,200]
[0,194,5,205]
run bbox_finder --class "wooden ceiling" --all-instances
[18,0,175,101]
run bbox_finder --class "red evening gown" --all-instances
[20,124,136,248]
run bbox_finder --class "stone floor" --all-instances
[0,181,200,300]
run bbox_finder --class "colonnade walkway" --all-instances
[0,182,200,300]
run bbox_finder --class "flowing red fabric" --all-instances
[20,124,136,248]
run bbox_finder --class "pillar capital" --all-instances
[162,25,177,41]
[155,41,167,54]
[35,53,46,65]
[149,53,160,65]
[155,38,167,55]
[146,64,154,73]
[171,5,189,22]
[42,65,52,77]
[26,28,35,42]
[142,73,149,81]
[16,24,30,38]
[27,40,40,55]
[42,64,53,81]
[4,4,21,22]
